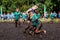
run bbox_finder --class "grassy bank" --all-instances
[0,18,60,23]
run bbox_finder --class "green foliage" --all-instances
[0,0,60,13]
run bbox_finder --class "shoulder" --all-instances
[38,13,40,15]
[14,11,17,13]
[34,13,36,15]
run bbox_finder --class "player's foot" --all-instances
[31,32,34,36]
[29,31,34,36]
[23,30,26,33]
[43,30,46,35]
[29,31,32,34]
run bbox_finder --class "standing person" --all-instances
[58,11,60,18]
[7,13,13,21]
[11,12,14,19]
[22,12,28,23]
[7,12,10,20]
[44,12,48,19]
[53,11,57,18]
[50,11,55,23]
[3,12,7,21]
[1,12,4,20]
[0,14,1,19]
[14,8,21,27]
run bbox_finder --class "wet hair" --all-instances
[28,11,32,13]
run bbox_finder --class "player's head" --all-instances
[28,11,32,15]
[16,8,19,12]
[28,11,31,13]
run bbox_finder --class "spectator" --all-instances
[50,11,55,23]
[1,13,3,20]
[53,11,57,18]
[11,12,14,19]
[7,12,14,21]
[58,11,60,18]
[22,12,28,20]
[44,12,48,19]
[21,12,28,23]
[0,13,3,19]
[3,12,7,21]
[0,14,1,19]
[7,12,10,20]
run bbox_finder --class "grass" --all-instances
[0,18,60,23]
[40,18,60,23]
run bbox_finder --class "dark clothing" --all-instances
[32,21,42,30]
[3,15,7,20]
[15,19,19,27]
[14,11,21,27]
[28,18,31,21]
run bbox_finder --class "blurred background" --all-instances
[0,0,60,22]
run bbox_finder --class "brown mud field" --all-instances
[0,22,60,40]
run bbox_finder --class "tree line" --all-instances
[0,0,60,13]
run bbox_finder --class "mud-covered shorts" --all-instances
[32,20,42,30]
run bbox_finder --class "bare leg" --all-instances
[35,29,46,34]
[24,21,31,33]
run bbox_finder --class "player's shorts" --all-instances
[27,17,32,21]
[32,21,42,30]
[37,22,43,30]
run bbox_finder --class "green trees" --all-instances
[0,0,60,13]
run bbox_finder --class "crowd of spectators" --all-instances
[0,11,60,21]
